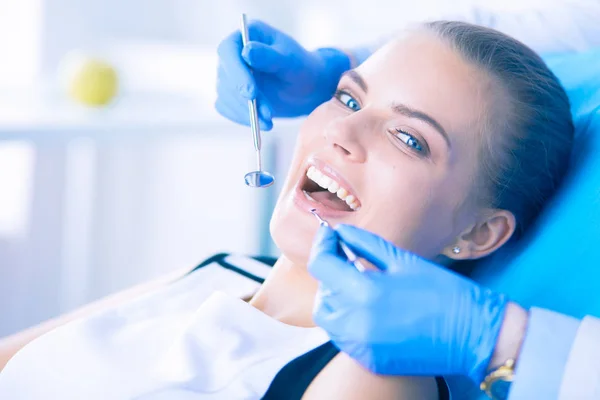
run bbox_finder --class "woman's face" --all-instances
[270,32,496,264]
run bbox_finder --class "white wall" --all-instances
[0,0,43,88]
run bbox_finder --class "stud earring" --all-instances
[452,246,461,254]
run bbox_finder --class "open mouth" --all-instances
[300,165,361,212]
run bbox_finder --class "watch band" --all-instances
[480,358,516,400]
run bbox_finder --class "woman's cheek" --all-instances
[297,116,323,147]
[369,161,433,227]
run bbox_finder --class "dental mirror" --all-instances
[241,13,275,188]
[244,169,275,187]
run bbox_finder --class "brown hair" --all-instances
[426,21,575,237]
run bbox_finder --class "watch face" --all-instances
[490,379,512,400]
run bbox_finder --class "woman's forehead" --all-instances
[361,33,477,81]
[356,33,493,135]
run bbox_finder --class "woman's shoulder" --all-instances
[302,351,441,400]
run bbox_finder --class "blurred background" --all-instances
[0,0,520,336]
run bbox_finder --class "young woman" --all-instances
[0,21,574,399]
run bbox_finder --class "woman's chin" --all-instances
[269,203,316,267]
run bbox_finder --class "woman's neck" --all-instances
[249,255,318,327]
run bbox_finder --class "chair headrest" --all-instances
[474,48,600,318]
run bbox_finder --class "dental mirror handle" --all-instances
[240,13,262,167]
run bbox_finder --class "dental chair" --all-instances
[474,47,600,319]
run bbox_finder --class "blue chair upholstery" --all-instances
[473,48,600,319]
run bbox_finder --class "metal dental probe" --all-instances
[310,209,367,273]
[241,13,275,188]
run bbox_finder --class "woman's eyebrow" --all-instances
[341,70,368,93]
[391,103,452,149]
[341,70,451,149]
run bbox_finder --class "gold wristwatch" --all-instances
[480,358,515,400]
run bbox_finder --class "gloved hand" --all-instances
[308,224,508,384]
[216,20,351,130]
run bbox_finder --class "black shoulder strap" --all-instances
[185,253,276,284]
[262,342,339,400]
[262,341,450,400]
[437,376,450,400]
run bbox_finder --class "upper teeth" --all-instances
[306,166,360,210]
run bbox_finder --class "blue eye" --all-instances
[395,129,424,152]
[335,90,361,111]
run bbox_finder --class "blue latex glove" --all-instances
[308,224,508,384]
[215,20,351,130]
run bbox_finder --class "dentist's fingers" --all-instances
[246,20,278,44]
[216,65,274,130]
[308,224,364,293]
[214,95,273,131]
[242,42,289,74]
[217,31,257,100]
[217,19,287,101]
[314,288,376,343]
[313,293,350,338]
[258,103,273,124]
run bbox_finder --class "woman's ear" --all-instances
[442,209,516,260]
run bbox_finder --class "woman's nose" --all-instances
[323,116,367,163]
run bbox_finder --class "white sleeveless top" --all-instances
[0,254,330,400]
